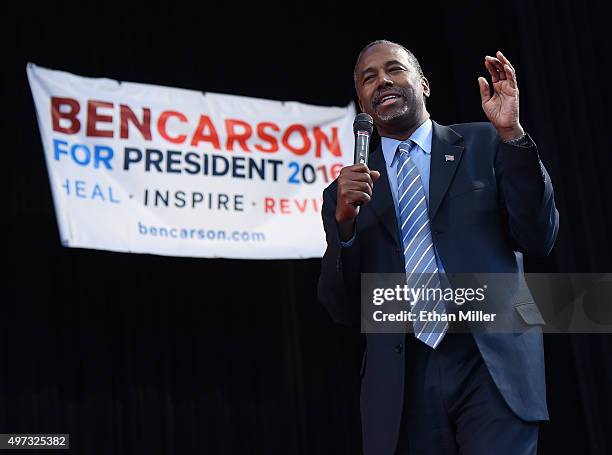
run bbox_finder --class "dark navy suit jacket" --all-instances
[317,121,559,455]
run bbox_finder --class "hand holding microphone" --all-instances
[335,113,380,240]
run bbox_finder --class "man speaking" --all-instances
[317,40,559,455]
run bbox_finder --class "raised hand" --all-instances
[478,51,525,141]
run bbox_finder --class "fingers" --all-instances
[496,51,515,73]
[336,164,379,212]
[338,165,381,187]
[339,163,375,187]
[342,190,372,206]
[478,77,491,103]
[370,170,381,184]
[485,55,501,84]
[348,163,369,173]
[496,51,517,88]
[503,63,517,89]
[485,52,517,88]
[341,179,373,197]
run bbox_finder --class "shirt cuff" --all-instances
[340,233,356,247]
[502,132,533,148]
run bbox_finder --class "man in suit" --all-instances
[317,40,559,455]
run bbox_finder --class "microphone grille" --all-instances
[353,113,374,134]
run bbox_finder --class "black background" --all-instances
[3,0,612,453]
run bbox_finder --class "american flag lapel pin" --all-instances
[445,154,455,162]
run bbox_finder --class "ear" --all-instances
[421,77,430,97]
[358,97,365,112]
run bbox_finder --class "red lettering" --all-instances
[191,115,221,149]
[314,126,341,157]
[254,122,280,153]
[280,198,290,214]
[282,124,311,155]
[158,111,188,144]
[295,199,307,213]
[263,197,321,214]
[120,105,151,140]
[86,100,114,137]
[225,119,252,151]
[264,197,275,213]
[51,97,80,134]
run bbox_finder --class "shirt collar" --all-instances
[381,118,433,167]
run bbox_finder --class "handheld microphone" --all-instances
[353,113,374,165]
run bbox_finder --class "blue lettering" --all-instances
[75,180,86,198]
[72,144,91,166]
[108,186,120,204]
[61,178,70,195]
[91,184,105,201]
[52,139,114,170]
[53,139,69,161]
[94,146,114,169]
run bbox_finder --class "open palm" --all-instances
[478,51,523,139]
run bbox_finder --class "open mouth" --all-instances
[376,93,402,107]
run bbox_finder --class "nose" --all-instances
[376,70,393,87]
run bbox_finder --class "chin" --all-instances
[375,106,410,123]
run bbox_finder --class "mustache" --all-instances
[372,88,406,107]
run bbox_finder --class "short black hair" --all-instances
[353,40,424,89]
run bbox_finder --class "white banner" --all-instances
[27,63,355,259]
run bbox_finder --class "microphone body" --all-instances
[353,113,374,165]
[354,131,371,165]
[351,113,375,207]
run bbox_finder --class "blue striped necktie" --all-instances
[396,140,448,349]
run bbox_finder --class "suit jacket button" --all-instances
[394,344,403,353]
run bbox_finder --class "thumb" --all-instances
[370,170,381,184]
[478,77,490,104]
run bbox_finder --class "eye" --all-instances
[389,67,405,73]
[362,75,374,85]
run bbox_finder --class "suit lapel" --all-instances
[429,121,464,221]
[365,121,464,246]
[367,145,402,248]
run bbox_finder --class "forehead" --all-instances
[357,43,410,72]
